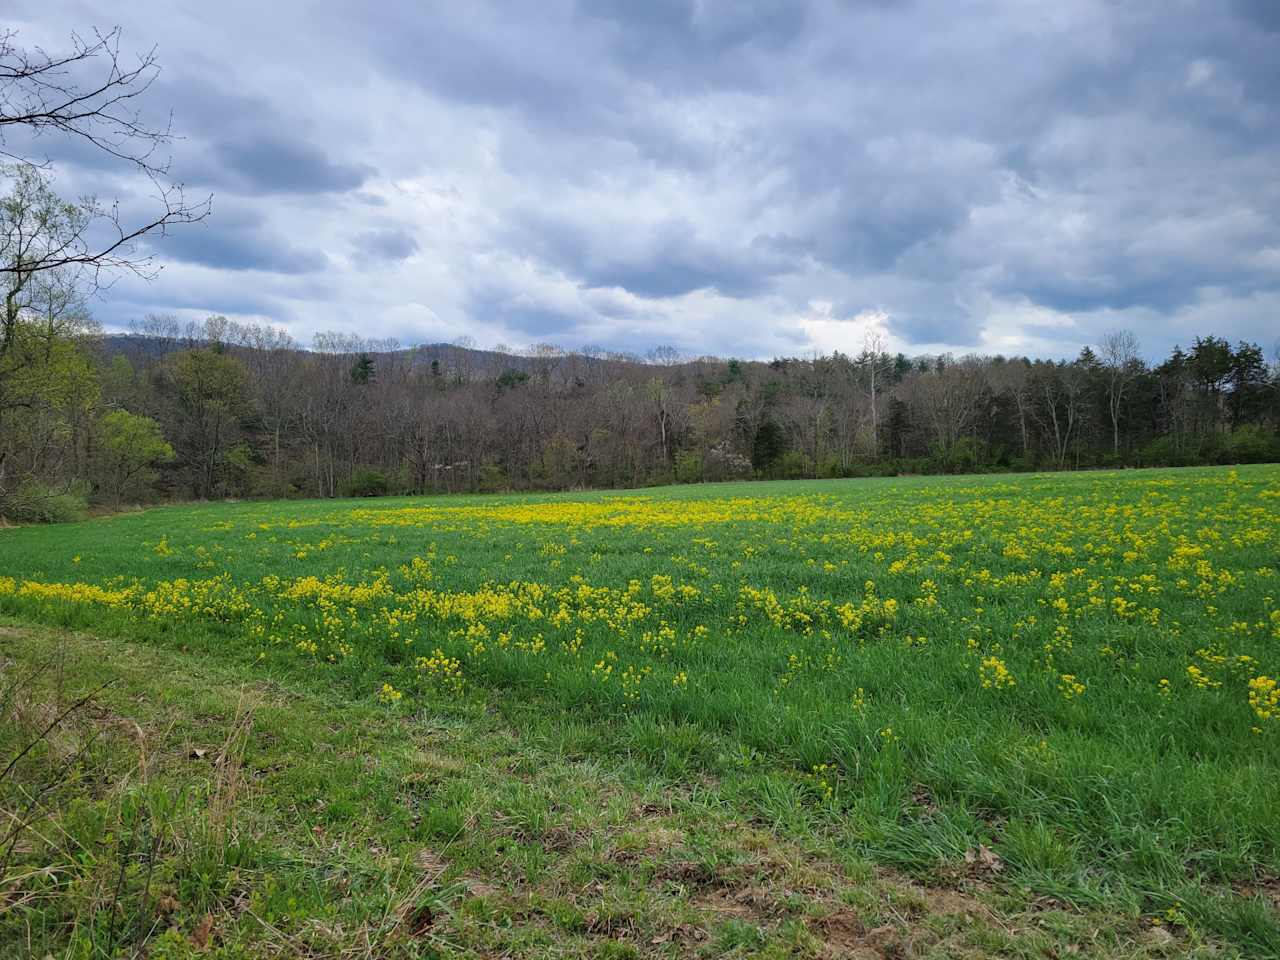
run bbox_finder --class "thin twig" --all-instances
[0,679,114,783]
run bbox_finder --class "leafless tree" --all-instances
[0,27,209,284]
[902,355,988,460]
[781,356,833,469]
[855,331,892,455]
[526,342,565,385]
[646,344,683,366]
[826,362,867,469]
[644,376,674,466]
[987,358,1033,458]
[1099,329,1142,457]
[1029,360,1090,469]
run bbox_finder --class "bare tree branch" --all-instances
[1,28,169,171]
[0,27,210,282]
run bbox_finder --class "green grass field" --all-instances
[2,465,1279,957]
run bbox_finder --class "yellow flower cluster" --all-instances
[809,763,836,801]
[1247,676,1278,723]
[1058,674,1086,700]
[415,649,465,695]
[980,656,1016,690]
[1187,664,1221,690]
[332,494,850,532]
[8,579,138,607]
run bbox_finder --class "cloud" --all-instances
[211,138,371,196]
[507,211,801,298]
[144,207,329,274]
[353,227,420,264]
[4,0,1277,360]
[798,305,898,357]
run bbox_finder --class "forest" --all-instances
[1,304,1276,521]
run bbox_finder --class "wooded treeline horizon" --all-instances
[3,307,1277,521]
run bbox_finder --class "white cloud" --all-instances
[798,305,899,356]
[1187,59,1215,89]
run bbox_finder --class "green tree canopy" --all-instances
[98,410,174,508]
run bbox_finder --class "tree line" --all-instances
[1,307,1276,521]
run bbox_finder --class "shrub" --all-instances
[537,436,580,489]
[938,437,981,473]
[344,468,389,498]
[2,480,89,523]
[1137,435,1194,467]
[774,450,809,480]
[389,464,415,496]
[496,368,529,389]
[704,442,752,481]
[675,451,703,484]
[815,457,843,479]
[1226,425,1279,464]
[478,462,508,492]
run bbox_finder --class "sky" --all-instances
[8,0,1280,361]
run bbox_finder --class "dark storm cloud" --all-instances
[141,73,375,197]
[8,0,1280,357]
[506,211,800,298]
[465,286,579,340]
[578,0,811,89]
[148,207,328,275]
[1233,0,1280,32]
[340,4,606,126]
[353,228,419,264]
[211,139,371,196]
[886,311,985,349]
